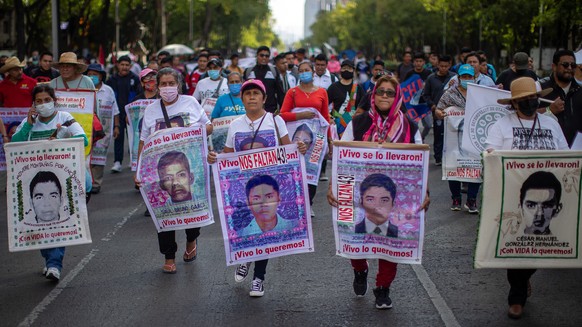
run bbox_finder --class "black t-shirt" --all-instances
[496,69,538,91]
[403,69,432,82]
[327,81,365,113]
[29,67,60,83]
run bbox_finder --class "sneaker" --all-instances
[353,269,368,296]
[434,160,442,166]
[319,176,329,181]
[373,287,393,309]
[311,210,315,218]
[249,277,264,297]
[450,198,462,211]
[235,262,251,283]
[45,267,61,282]
[42,267,47,276]
[465,199,479,214]
[91,186,100,194]
[144,209,151,217]
[111,161,122,173]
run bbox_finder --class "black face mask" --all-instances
[517,98,540,116]
[287,63,294,70]
[341,70,354,80]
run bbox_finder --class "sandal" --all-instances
[183,240,197,262]
[162,263,177,274]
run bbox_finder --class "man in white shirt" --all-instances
[313,54,337,90]
[193,58,229,116]
[445,51,496,91]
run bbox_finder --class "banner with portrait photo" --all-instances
[126,99,156,171]
[332,141,429,264]
[213,144,314,266]
[55,90,96,157]
[5,138,91,252]
[137,125,213,232]
[210,114,245,153]
[463,84,511,157]
[0,107,29,170]
[475,150,582,268]
[401,75,430,123]
[90,96,116,165]
[442,106,482,182]
[286,108,329,185]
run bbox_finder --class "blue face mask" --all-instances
[89,75,100,86]
[208,70,220,80]
[299,71,313,84]
[460,79,473,89]
[229,83,242,95]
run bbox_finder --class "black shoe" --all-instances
[91,187,100,194]
[144,209,151,217]
[373,287,392,309]
[353,269,368,296]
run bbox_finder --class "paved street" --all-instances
[1,138,582,327]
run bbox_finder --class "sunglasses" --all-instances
[559,62,577,69]
[258,54,270,58]
[375,89,396,97]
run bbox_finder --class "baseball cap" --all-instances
[139,68,157,80]
[241,79,266,96]
[458,64,475,77]
[513,52,529,70]
[341,59,355,69]
[207,58,223,68]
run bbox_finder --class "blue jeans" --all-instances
[41,247,65,270]
[448,181,480,200]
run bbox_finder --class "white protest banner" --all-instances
[5,138,91,252]
[201,97,217,118]
[213,144,314,266]
[463,84,511,157]
[54,90,96,157]
[475,150,582,268]
[210,114,245,152]
[126,99,156,171]
[286,108,329,185]
[138,125,213,232]
[442,106,482,182]
[90,96,116,165]
[332,141,429,264]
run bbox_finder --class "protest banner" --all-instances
[475,150,582,268]
[138,125,213,232]
[463,84,511,157]
[54,90,96,157]
[213,144,314,266]
[442,106,482,182]
[5,138,91,252]
[0,106,27,170]
[210,114,245,152]
[286,108,329,185]
[401,75,430,122]
[90,96,116,165]
[126,99,156,171]
[201,97,217,118]
[332,141,429,264]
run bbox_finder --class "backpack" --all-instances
[244,64,278,81]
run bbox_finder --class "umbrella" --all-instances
[158,44,195,56]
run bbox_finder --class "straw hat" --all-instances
[53,52,87,73]
[0,57,25,74]
[497,77,552,105]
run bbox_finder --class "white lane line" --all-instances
[411,264,461,327]
[101,206,140,241]
[18,249,99,327]
[18,205,141,326]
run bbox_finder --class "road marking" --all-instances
[18,249,99,327]
[411,264,461,327]
[18,205,141,326]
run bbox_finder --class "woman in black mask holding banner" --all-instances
[485,77,568,319]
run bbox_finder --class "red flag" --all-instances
[98,45,105,66]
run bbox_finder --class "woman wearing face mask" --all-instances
[434,64,481,214]
[279,60,330,214]
[485,77,568,320]
[132,68,159,101]
[211,72,246,119]
[135,68,213,274]
[327,75,429,310]
[12,84,88,282]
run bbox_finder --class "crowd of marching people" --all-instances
[1,43,582,318]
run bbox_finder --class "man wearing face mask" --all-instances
[106,55,142,173]
[485,77,568,319]
[194,58,230,117]
[327,59,365,137]
[86,64,120,194]
[539,49,582,147]
[284,51,299,80]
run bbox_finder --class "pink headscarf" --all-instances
[362,79,412,143]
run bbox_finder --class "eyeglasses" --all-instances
[375,89,396,97]
[559,62,577,69]
[258,54,270,58]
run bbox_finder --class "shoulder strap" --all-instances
[212,77,225,98]
[159,100,172,128]
[272,113,282,144]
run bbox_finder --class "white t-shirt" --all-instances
[225,113,288,151]
[96,83,120,116]
[485,112,569,151]
[140,95,210,141]
[14,111,85,141]
[341,121,423,144]
[193,77,229,103]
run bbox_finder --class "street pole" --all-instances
[189,0,193,48]
[442,9,447,55]
[161,0,167,47]
[538,1,543,73]
[51,0,59,56]
[115,0,120,53]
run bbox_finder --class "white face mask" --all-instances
[159,86,179,102]
[36,102,56,118]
